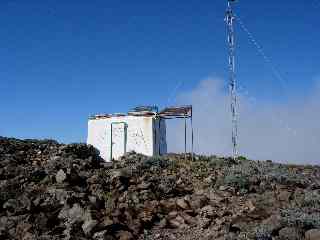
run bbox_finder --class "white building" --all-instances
[87,108,167,162]
[87,105,193,162]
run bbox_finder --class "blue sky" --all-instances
[0,0,319,145]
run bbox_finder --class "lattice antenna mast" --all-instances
[225,0,238,159]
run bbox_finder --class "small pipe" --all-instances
[158,118,161,155]
[191,107,194,161]
[184,115,187,161]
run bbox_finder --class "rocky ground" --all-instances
[0,137,320,240]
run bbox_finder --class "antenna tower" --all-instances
[225,0,238,159]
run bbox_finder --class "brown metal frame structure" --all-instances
[158,105,193,161]
[89,105,194,160]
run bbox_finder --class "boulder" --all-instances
[176,198,189,210]
[199,205,215,218]
[55,169,67,183]
[58,203,84,223]
[116,231,134,240]
[169,215,186,229]
[93,231,116,240]
[3,199,17,215]
[278,227,301,240]
[305,229,320,240]
[261,215,282,233]
[82,219,98,235]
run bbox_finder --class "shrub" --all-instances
[254,225,272,240]
[237,156,248,161]
[223,174,250,190]
[216,162,256,191]
[103,191,113,210]
[140,156,169,170]
[301,191,320,208]
[280,208,320,229]
[263,166,304,186]
[167,159,180,172]
[208,158,229,169]
[190,161,210,177]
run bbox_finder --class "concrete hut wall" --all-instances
[87,116,167,162]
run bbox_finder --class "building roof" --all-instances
[159,105,192,119]
[89,105,192,120]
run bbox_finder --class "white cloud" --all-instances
[167,77,320,165]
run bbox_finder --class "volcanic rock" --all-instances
[305,229,320,240]
[0,137,320,240]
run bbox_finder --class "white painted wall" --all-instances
[87,116,167,162]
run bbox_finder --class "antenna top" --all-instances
[228,0,237,5]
